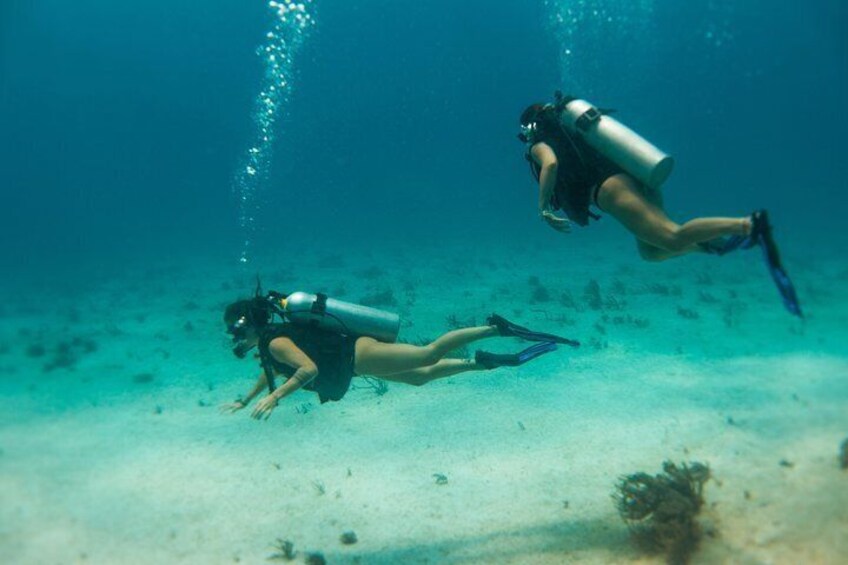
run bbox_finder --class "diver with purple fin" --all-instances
[518,92,802,317]
[220,288,579,420]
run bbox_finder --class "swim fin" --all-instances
[750,210,803,317]
[475,341,558,370]
[487,314,580,347]
[699,233,754,256]
[701,211,802,317]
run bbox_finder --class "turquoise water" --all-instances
[1,1,846,563]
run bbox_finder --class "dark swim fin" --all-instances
[475,341,558,370]
[488,314,580,347]
[751,210,803,317]
[699,233,754,256]
[700,211,802,317]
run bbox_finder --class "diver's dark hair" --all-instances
[519,103,561,140]
[223,278,273,330]
[223,297,273,330]
[520,103,546,126]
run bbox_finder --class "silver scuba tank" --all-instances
[559,99,674,189]
[280,291,400,343]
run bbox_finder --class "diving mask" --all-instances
[227,316,256,358]
[518,121,538,144]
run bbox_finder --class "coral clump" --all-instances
[614,461,711,565]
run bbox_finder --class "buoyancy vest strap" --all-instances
[259,348,277,393]
[259,326,290,393]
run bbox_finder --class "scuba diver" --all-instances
[220,289,579,420]
[518,92,802,317]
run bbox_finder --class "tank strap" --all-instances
[306,293,329,331]
[575,106,602,132]
[311,293,328,315]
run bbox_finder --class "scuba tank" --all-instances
[270,291,400,343]
[558,98,674,189]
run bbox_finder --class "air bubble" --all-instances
[543,0,655,88]
[232,0,314,264]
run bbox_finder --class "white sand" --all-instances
[1,239,846,564]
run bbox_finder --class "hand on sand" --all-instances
[542,211,571,233]
[252,394,279,420]
[219,401,246,414]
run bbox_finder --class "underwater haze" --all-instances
[1,1,847,564]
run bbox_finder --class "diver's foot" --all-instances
[741,216,753,236]
[486,314,580,347]
[741,210,768,249]
[700,234,746,256]
[475,342,558,370]
[708,211,762,255]
[488,314,524,337]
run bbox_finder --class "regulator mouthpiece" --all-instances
[228,316,254,358]
[232,341,256,359]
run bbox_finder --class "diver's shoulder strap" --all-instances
[258,324,293,393]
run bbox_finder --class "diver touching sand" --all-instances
[220,289,579,420]
[518,91,801,317]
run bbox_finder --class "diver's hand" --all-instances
[251,394,279,420]
[542,211,572,233]
[219,400,247,414]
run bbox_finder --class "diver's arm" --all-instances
[251,337,318,419]
[241,372,268,404]
[270,366,318,401]
[531,143,571,233]
[531,143,558,214]
[268,337,319,398]
[220,372,267,413]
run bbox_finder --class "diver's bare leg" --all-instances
[634,239,696,262]
[597,174,751,262]
[634,184,702,261]
[373,358,482,386]
[354,326,496,376]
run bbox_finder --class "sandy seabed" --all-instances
[1,235,846,564]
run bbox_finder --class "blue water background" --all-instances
[1,5,847,562]
[1,0,846,280]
